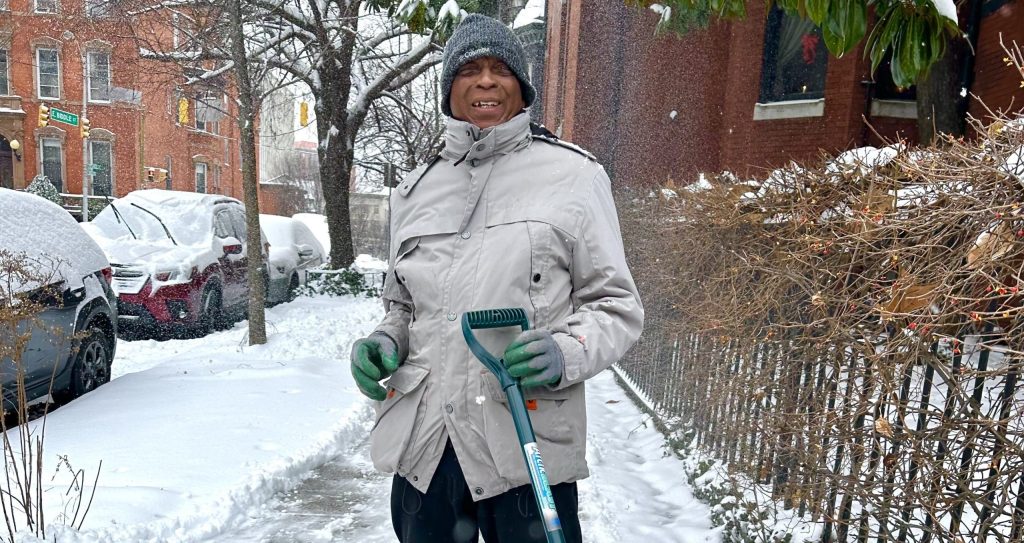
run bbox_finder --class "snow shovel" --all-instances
[462,308,566,543]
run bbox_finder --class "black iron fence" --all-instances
[617,314,1024,542]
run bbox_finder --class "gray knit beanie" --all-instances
[441,13,536,117]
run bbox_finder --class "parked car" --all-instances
[82,189,265,336]
[0,188,117,414]
[259,214,326,304]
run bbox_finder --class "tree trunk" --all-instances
[916,33,969,144]
[318,9,358,269]
[227,0,266,345]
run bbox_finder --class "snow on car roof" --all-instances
[0,188,109,296]
[259,214,299,246]
[91,189,241,247]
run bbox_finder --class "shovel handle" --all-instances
[462,308,566,543]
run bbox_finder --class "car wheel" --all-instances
[286,273,300,302]
[68,326,113,399]
[199,286,223,334]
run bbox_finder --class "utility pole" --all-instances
[77,42,92,221]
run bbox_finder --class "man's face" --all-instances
[450,56,525,129]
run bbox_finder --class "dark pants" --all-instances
[391,440,583,543]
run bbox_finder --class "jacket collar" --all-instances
[442,112,532,164]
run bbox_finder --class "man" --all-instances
[350,13,643,543]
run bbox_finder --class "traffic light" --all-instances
[299,101,309,126]
[80,117,91,139]
[38,105,50,127]
[178,97,189,124]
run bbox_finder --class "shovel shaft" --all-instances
[462,309,566,543]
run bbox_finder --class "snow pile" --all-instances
[512,0,545,29]
[930,0,957,23]
[0,188,109,295]
[292,213,331,255]
[7,295,381,542]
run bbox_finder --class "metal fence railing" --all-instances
[617,314,1024,542]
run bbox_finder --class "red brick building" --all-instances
[542,0,1024,185]
[0,0,246,206]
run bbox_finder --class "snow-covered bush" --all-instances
[299,267,380,298]
[24,175,62,206]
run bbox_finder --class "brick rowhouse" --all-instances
[543,0,1024,185]
[0,0,248,206]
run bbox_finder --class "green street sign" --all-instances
[89,163,105,172]
[49,107,79,127]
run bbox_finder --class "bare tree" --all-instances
[248,0,470,267]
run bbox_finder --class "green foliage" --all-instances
[24,175,62,206]
[299,267,382,298]
[365,0,482,38]
[88,197,111,219]
[633,0,961,88]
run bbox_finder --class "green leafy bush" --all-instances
[299,267,382,298]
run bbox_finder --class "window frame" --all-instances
[88,139,113,196]
[195,162,207,193]
[34,0,57,14]
[86,50,111,103]
[0,49,9,96]
[38,137,64,193]
[757,5,829,104]
[35,48,60,100]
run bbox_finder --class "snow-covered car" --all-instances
[83,190,265,336]
[0,188,117,414]
[259,214,326,304]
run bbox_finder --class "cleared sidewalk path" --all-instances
[214,370,718,542]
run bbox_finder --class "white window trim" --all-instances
[37,136,64,192]
[86,50,111,104]
[35,48,61,100]
[34,0,58,14]
[870,99,917,119]
[753,98,825,121]
[88,139,114,195]
[195,162,208,193]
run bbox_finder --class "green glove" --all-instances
[502,329,565,388]
[351,332,401,401]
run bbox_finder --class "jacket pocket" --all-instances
[482,371,574,447]
[370,363,430,473]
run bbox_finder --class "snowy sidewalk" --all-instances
[8,295,716,542]
[212,371,717,543]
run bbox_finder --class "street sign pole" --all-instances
[81,51,90,222]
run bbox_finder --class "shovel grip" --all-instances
[464,308,529,331]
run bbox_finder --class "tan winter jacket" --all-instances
[371,112,643,500]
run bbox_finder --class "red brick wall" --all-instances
[967,2,1024,123]
[1,0,247,202]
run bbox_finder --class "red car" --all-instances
[83,190,266,336]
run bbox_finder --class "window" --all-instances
[0,50,9,95]
[213,210,233,238]
[40,138,63,193]
[36,48,60,100]
[195,162,207,193]
[195,91,224,133]
[86,51,111,102]
[0,0,8,10]
[89,140,113,196]
[872,52,916,101]
[86,0,114,17]
[758,6,828,103]
[34,0,57,13]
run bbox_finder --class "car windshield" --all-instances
[92,201,210,246]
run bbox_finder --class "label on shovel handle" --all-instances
[524,442,561,532]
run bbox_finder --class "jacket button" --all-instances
[474,487,483,495]
[476,143,486,151]
[412,475,418,482]
[447,312,457,321]
[445,403,454,414]
[460,231,471,240]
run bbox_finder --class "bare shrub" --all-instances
[0,250,100,542]
[616,42,1024,543]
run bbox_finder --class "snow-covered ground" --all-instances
[5,295,717,542]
